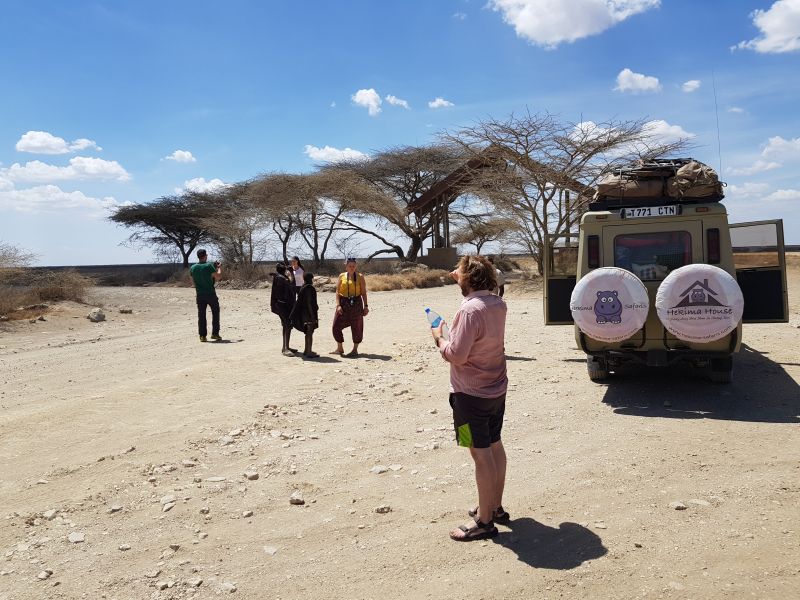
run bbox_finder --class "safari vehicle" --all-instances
[544,158,789,383]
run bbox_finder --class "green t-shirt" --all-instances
[190,262,217,295]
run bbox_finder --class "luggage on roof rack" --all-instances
[591,158,725,210]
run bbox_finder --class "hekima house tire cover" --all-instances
[655,264,744,342]
[569,267,649,342]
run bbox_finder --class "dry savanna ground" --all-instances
[1,267,799,600]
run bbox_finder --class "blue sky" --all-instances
[1,0,798,265]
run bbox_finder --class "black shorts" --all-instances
[449,392,506,449]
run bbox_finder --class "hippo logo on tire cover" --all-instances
[655,264,744,343]
[570,267,649,343]
[594,291,622,323]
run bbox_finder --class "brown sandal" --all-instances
[468,505,511,524]
[449,519,498,542]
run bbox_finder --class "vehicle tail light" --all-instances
[707,228,720,264]
[588,235,600,268]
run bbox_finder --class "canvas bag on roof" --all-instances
[667,160,723,199]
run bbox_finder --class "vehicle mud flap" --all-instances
[570,267,649,343]
[655,264,744,343]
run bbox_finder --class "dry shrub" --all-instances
[0,269,93,318]
[0,285,37,317]
[161,269,193,287]
[31,270,92,302]
[367,269,453,292]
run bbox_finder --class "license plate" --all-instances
[622,205,681,219]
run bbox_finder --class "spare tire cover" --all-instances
[570,267,650,342]
[655,264,744,342]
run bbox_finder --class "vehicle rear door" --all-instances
[544,233,578,325]
[729,219,789,322]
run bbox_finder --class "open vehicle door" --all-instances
[543,233,579,325]
[729,219,788,323]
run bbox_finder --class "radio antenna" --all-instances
[712,69,722,174]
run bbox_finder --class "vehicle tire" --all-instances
[655,264,744,343]
[587,356,610,381]
[708,357,733,384]
[570,267,649,343]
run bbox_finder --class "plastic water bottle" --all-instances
[425,308,450,340]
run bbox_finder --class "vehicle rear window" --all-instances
[614,231,692,281]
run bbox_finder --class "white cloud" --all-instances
[15,130,102,154]
[761,135,800,162]
[330,101,337,108]
[727,135,800,176]
[734,0,800,53]
[453,12,467,20]
[764,188,800,202]
[303,144,369,163]
[385,94,410,109]
[428,97,455,108]
[727,160,782,176]
[681,79,701,92]
[489,0,660,48]
[614,68,661,93]
[351,88,382,116]
[726,182,771,201]
[179,177,228,194]
[2,157,131,183]
[164,150,197,163]
[728,106,746,114]
[641,119,694,143]
[0,183,122,214]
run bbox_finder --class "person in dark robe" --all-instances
[290,272,319,358]
[270,263,296,356]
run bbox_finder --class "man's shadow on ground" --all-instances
[493,518,607,569]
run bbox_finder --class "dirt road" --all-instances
[1,273,798,599]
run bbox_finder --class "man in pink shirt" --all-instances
[432,255,508,541]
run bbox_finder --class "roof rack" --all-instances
[591,157,725,211]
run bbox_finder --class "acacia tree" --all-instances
[325,145,464,261]
[447,112,689,272]
[247,170,391,266]
[198,181,272,271]
[451,215,515,255]
[109,193,214,268]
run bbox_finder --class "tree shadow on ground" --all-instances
[601,344,800,423]
[353,353,392,361]
[493,518,607,569]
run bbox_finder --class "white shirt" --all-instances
[293,267,304,287]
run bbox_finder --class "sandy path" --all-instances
[1,275,798,599]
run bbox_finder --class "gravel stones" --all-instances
[375,505,392,514]
[37,569,53,580]
[67,532,85,544]
[243,471,259,480]
[220,581,237,593]
[118,544,131,551]
[87,309,105,323]
[370,465,388,474]
[263,546,278,556]
[289,490,305,505]
[669,501,688,510]
[242,510,253,518]
[42,509,57,520]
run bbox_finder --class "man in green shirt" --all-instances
[189,249,222,342]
